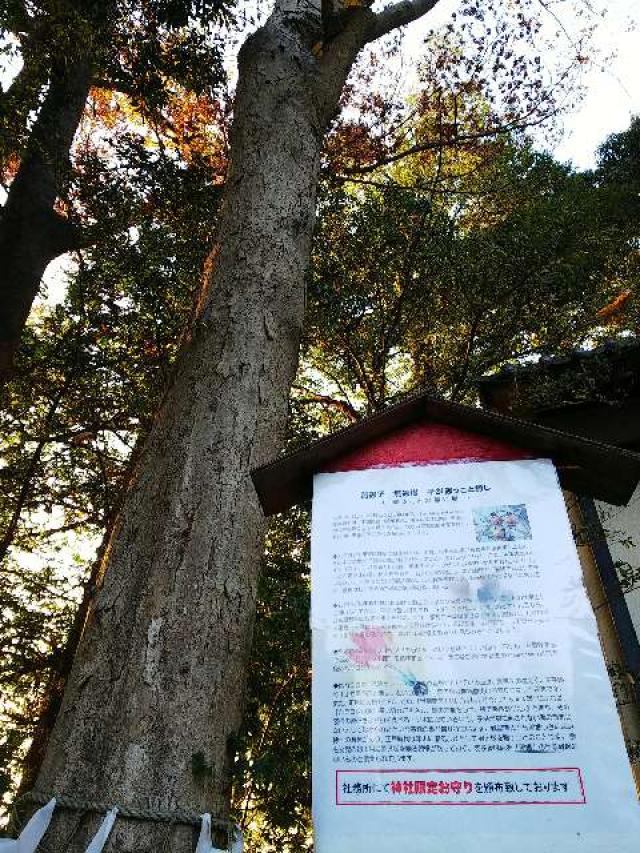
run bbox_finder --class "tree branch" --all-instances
[336,105,556,175]
[0,372,75,565]
[368,0,440,43]
[294,391,360,421]
[91,78,137,98]
[338,127,506,175]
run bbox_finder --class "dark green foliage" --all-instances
[108,0,234,110]
[304,139,640,419]
[2,109,640,847]
[596,116,640,191]
[0,0,234,172]
[232,507,312,851]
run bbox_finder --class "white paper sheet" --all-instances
[0,798,55,853]
[311,459,640,852]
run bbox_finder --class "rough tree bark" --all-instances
[28,0,439,849]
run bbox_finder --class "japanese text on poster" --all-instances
[311,459,640,852]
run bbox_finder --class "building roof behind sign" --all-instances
[477,338,640,449]
[251,390,640,515]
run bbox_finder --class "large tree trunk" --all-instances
[26,1,436,849]
[0,57,91,380]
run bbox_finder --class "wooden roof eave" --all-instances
[252,393,640,516]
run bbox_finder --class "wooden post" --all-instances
[565,492,640,794]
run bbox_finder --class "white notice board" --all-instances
[311,459,640,852]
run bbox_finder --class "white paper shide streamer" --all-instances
[1,796,241,851]
[196,813,243,853]
[85,807,118,853]
[0,797,56,852]
[0,799,117,853]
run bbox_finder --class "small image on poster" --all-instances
[472,504,531,542]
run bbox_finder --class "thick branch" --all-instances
[47,210,87,254]
[368,0,440,42]
[0,57,93,382]
[316,8,377,124]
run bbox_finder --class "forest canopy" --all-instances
[1,0,639,849]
